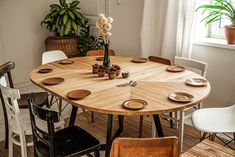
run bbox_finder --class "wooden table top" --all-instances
[181,139,235,157]
[30,56,210,116]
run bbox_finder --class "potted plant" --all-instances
[196,0,235,44]
[41,0,88,57]
[78,26,104,56]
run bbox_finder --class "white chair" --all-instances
[0,84,65,157]
[192,104,235,142]
[0,85,32,157]
[42,50,67,64]
[169,56,207,152]
[42,50,68,113]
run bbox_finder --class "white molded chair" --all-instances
[192,104,235,141]
[173,56,207,152]
[42,50,68,113]
[42,50,67,64]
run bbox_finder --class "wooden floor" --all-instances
[0,112,234,157]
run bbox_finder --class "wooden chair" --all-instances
[87,49,115,56]
[110,137,179,157]
[148,56,171,66]
[138,56,172,138]
[0,61,48,149]
[28,94,100,157]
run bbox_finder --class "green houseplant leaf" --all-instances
[196,0,235,25]
[41,0,88,37]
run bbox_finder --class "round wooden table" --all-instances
[30,56,211,156]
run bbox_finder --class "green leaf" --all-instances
[63,14,68,25]
[59,0,65,6]
[70,1,80,8]
[60,25,65,37]
[64,20,72,35]
[50,4,61,9]
[68,10,75,20]
[71,20,78,30]
[51,10,60,17]
[59,9,67,15]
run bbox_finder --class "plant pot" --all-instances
[225,25,235,44]
[45,36,79,57]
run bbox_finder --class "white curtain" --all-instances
[141,0,196,61]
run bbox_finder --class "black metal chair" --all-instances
[28,94,100,157]
[0,61,48,149]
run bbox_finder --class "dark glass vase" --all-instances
[103,43,110,71]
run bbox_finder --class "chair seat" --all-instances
[192,104,235,133]
[17,92,48,108]
[35,126,100,157]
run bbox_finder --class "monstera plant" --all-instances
[41,0,88,57]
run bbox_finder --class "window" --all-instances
[209,15,231,38]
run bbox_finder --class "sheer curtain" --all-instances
[141,0,196,61]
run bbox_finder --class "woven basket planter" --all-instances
[45,36,79,57]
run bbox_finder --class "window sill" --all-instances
[194,38,235,50]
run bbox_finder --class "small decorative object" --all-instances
[96,13,113,70]
[108,67,117,80]
[92,64,99,74]
[60,59,74,64]
[97,65,106,77]
[122,71,130,78]
[112,65,121,76]
[196,0,235,44]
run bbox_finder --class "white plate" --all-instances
[168,92,193,103]
[186,78,207,87]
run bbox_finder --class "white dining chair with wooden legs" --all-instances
[0,85,32,157]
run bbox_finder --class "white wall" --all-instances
[191,45,235,108]
[0,0,51,83]
[109,0,144,57]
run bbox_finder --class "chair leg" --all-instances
[91,111,95,122]
[210,133,216,141]
[94,150,100,157]
[8,133,13,157]
[179,111,185,152]
[49,95,54,106]
[201,132,207,141]
[139,116,144,138]
[19,133,28,157]
[58,98,62,113]
[169,112,174,128]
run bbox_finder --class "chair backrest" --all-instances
[110,137,179,157]
[42,50,68,64]
[0,61,15,88]
[148,56,171,65]
[86,49,115,56]
[28,94,60,147]
[174,56,207,77]
[0,85,24,134]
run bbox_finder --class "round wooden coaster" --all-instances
[166,65,185,72]
[67,89,91,100]
[42,77,64,85]
[60,59,74,64]
[122,99,147,110]
[38,68,53,73]
[131,58,148,63]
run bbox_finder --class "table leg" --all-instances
[112,115,124,140]
[153,114,164,137]
[179,111,185,152]
[105,114,113,157]
[69,106,78,126]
